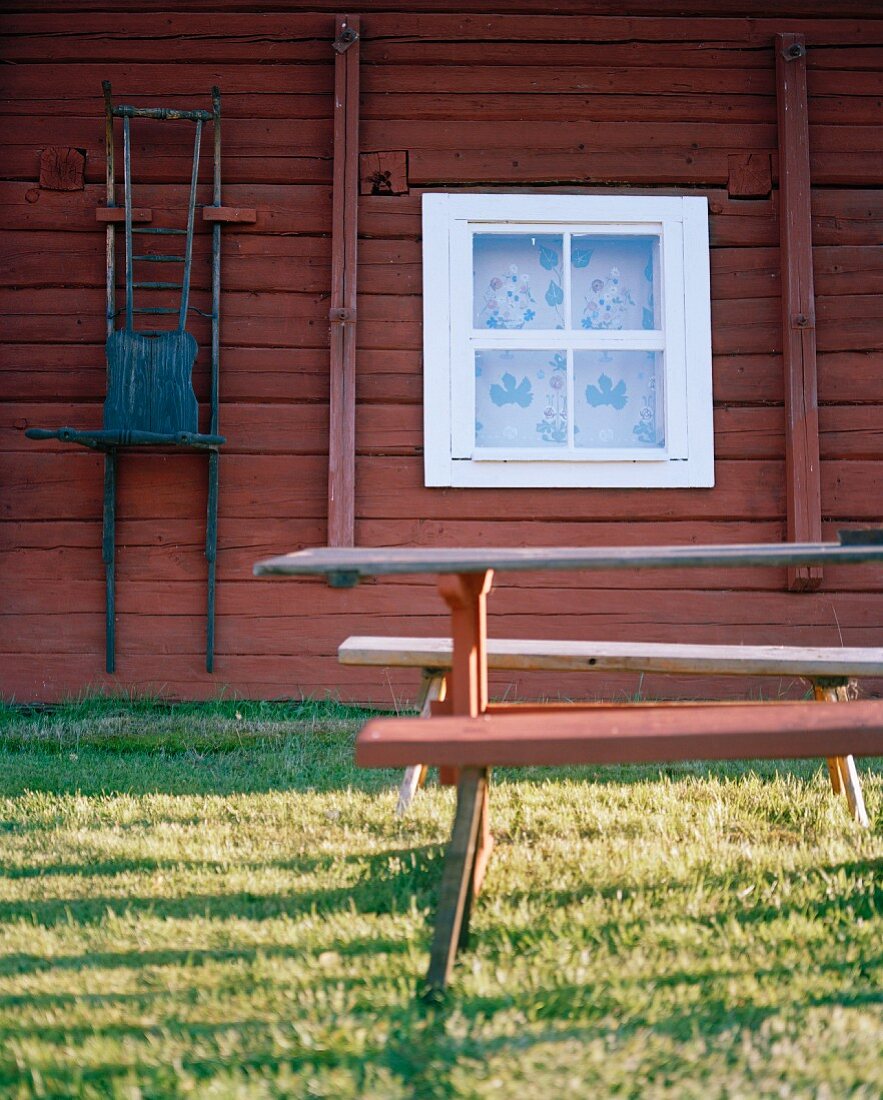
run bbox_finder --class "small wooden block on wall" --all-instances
[727,153,772,198]
[40,147,85,191]
[96,207,152,223]
[360,151,408,195]
[202,206,258,223]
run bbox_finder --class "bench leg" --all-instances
[396,671,446,816]
[813,681,869,827]
[424,766,488,998]
[837,755,869,829]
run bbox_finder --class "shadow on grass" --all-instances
[2,747,877,799]
[0,747,397,797]
[1,856,880,1097]
[0,928,419,982]
[1,959,879,1100]
[0,844,446,930]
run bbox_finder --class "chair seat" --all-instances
[25,427,225,450]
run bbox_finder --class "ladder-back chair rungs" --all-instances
[112,104,212,122]
[131,227,188,235]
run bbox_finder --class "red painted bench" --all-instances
[357,698,883,995]
[340,635,883,823]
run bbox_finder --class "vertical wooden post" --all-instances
[328,14,360,546]
[775,33,822,591]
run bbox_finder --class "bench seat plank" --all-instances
[357,699,883,769]
[339,637,883,678]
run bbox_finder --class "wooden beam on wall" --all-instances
[776,32,822,591]
[327,13,361,547]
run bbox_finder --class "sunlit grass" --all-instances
[0,699,880,1098]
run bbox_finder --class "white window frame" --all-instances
[423,193,714,488]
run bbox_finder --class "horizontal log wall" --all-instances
[1,2,881,704]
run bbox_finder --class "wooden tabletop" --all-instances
[253,539,883,587]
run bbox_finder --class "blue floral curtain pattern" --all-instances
[571,235,658,331]
[574,351,663,449]
[536,353,568,444]
[473,234,564,329]
[475,349,567,449]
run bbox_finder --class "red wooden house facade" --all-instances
[1,1,881,704]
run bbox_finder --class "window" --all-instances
[422,194,713,488]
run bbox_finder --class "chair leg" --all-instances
[423,766,488,998]
[396,672,446,816]
[813,680,868,827]
[102,451,117,675]
[205,449,219,673]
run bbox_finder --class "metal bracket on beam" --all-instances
[327,571,360,588]
[333,24,359,53]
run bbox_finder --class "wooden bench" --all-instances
[356,698,883,996]
[340,636,883,823]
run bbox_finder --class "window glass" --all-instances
[573,350,664,449]
[474,349,567,448]
[571,235,659,331]
[473,233,564,330]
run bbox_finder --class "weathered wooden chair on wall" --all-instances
[27,83,225,673]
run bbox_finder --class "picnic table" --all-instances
[255,538,883,994]
[255,539,883,722]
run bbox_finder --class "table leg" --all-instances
[423,766,488,998]
[436,568,494,877]
[437,570,493,718]
[436,570,492,786]
[422,571,496,997]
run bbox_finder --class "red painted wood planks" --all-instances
[356,699,883,769]
[2,8,883,705]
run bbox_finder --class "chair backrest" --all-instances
[104,330,199,433]
[102,90,210,435]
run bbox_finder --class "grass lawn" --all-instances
[0,697,881,1099]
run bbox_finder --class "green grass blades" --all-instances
[0,699,881,1098]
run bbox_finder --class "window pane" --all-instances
[571,235,659,331]
[473,234,565,330]
[574,350,664,449]
[475,349,567,448]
